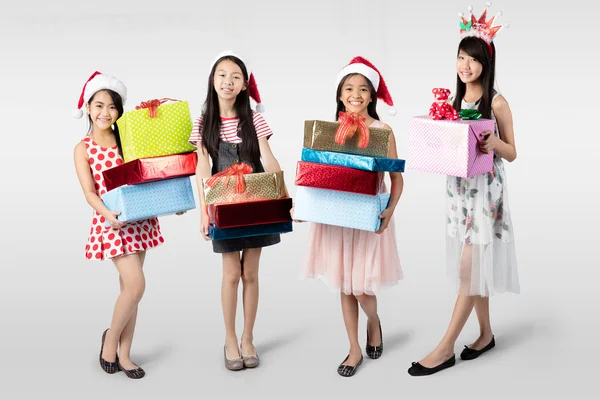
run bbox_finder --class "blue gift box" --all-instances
[293,186,390,232]
[102,177,196,224]
[301,148,405,172]
[208,221,293,240]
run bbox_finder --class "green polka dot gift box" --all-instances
[117,99,196,163]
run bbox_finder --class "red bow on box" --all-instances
[335,112,370,148]
[429,88,459,120]
[135,98,180,118]
[205,162,253,194]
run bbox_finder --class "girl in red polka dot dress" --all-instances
[73,72,162,379]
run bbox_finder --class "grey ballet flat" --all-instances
[242,352,260,368]
[224,346,244,371]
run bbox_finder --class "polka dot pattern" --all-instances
[82,136,164,261]
[116,101,196,163]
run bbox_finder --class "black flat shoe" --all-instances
[408,355,455,376]
[337,355,364,377]
[366,319,383,359]
[460,336,495,360]
[99,329,119,374]
[118,362,146,379]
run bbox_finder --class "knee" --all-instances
[354,294,368,304]
[223,270,242,286]
[124,278,146,303]
[459,264,472,283]
[241,268,258,285]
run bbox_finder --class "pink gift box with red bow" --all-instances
[407,115,495,178]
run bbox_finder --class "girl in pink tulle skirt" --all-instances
[300,57,404,377]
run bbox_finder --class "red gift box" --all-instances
[294,161,382,195]
[103,152,197,191]
[208,198,293,228]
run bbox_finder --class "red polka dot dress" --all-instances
[83,136,164,260]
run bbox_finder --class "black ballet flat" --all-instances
[407,355,456,376]
[118,362,146,379]
[460,336,495,360]
[99,329,119,374]
[366,319,383,359]
[337,354,364,377]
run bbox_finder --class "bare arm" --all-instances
[376,125,404,234]
[73,142,123,229]
[195,144,213,240]
[258,137,289,197]
[481,95,517,162]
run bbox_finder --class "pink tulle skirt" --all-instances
[302,217,403,295]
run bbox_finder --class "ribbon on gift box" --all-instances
[135,98,182,118]
[205,162,254,194]
[335,112,370,148]
[458,109,482,120]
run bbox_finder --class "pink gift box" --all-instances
[407,115,495,178]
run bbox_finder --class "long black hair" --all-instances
[201,55,260,169]
[87,89,125,156]
[335,73,380,121]
[453,36,496,119]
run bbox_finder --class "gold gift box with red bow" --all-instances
[202,168,286,205]
[303,119,391,158]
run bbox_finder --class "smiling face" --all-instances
[456,49,483,84]
[213,59,247,102]
[85,90,119,131]
[339,74,373,115]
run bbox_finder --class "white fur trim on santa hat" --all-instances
[211,50,251,74]
[335,64,380,91]
[73,73,127,119]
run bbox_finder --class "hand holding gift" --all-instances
[376,207,394,234]
[106,211,125,230]
[200,210,210,241]
[478,130,496,154]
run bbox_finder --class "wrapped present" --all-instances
[407,115,494,178]
[203,164,286,205]
[294,186,390,232]
[102,177,195,224]
[103,153,198,192]
[304,118,391,158]
[208,198,293,228]
[208,221,293,240]
[117,99,196,162]
[301,148,405,172]
[295,161,382,196]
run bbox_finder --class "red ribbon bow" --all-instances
[335,112,370,148]
[135,98,180,118]
[205,162,254,194]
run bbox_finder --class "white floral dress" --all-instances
[446,94,519,296]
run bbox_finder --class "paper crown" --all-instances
[458,2,509,55]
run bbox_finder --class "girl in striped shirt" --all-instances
[189,51,288,371]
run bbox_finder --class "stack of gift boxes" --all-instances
[293,115,406,231]
[406,88,495,178]
[101,99,197,224]
[201,164,293,240]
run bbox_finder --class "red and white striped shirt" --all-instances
[188,112,273,146]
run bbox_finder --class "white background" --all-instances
[1,0,598,398]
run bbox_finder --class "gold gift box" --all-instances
[304,120,391,158]
[203,171,286,205]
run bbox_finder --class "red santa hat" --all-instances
[72,71,127,119]
[211,50,264,113]
[335,56,397,116]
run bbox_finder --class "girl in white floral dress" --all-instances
[409,31,519,376]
